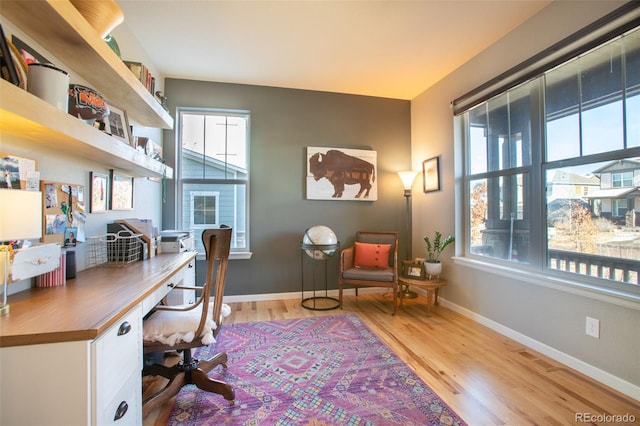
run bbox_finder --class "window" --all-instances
[177,108,249,255]
[461,24,640,293]
[612,172,633,188]
[190,191,219,227]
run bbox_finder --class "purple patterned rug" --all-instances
[167,314,466,425]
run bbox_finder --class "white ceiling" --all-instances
[118,0,552,100]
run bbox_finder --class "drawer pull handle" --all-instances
[188,263,194,268]
[117,322,131,336]
[168,282,176,288]
[114,400,128,421]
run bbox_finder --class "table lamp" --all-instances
[0,189,51,315]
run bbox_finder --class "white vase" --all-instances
[424,261,442,278]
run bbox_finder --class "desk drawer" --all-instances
[141,273,182,314]
[93,306,142,413]
[101,372,141,425]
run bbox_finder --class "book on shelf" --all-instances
[123,60,155,94]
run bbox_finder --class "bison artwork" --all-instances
[308,148,377,200]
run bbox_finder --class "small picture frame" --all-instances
[105,105,133,146]
[110,170,134,210]
[403,260,424,279]
[423,156,441,193]
[0,24,19,86]
[90,171,109,213]
[64,226,78,247]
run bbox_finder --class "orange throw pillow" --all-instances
[354,242,391,269]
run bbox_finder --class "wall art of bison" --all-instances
[306,147,377,201]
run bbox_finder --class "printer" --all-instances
[160,230,195,253]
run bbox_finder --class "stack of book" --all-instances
[123,60,155,95]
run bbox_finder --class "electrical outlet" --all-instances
[586,316,600,339]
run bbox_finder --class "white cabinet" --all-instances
[0,307,144,426]
[0,0,173,178]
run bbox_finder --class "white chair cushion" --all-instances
[143,301,231,346]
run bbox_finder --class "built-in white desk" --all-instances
[0,251,196,426]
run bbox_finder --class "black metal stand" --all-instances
[300,242,340,311]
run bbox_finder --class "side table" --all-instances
[398,276,447,314]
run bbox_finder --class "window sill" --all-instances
[452,256,640,310]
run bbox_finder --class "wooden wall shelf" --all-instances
[1,0,173,129]
[0,81,173,179]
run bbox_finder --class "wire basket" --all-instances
[87,231,143,267]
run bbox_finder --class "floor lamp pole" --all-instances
[401,189,418,299]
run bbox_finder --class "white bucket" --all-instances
[27,63,70,113]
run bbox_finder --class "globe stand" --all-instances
[300,242,340,311]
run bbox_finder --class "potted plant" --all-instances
[423,231,455,277]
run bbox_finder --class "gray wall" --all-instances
[163,80,411,296]
[411,1,639,392]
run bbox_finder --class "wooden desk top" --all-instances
[0,252,196,348]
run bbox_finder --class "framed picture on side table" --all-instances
[402,260,424,279]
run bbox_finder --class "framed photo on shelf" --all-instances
[89,171,109,213]
[105,105,133,146]
[110,170,134,210]
[0,25,19,86]
[423,156,441,193]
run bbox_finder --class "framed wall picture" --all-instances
[110,170,134,210]
[306,147,378,201]
[90,171,109,213]
[423,156,440,193]
[105,105,132,146]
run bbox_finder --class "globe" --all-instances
[303,225,338,260]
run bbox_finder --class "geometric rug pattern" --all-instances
[167,314,467,425]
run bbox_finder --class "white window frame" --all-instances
[456,16,640,303]
[176,107,252,259]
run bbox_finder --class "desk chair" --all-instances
[142,227,235,417]
[338,231,399,314]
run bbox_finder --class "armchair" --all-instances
[338,231,399,314]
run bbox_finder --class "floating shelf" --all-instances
[0,81,173,179]
[1,0,173,129]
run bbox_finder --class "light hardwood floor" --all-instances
[144,293,640,425]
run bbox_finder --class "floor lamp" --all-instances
[397,171,418,299]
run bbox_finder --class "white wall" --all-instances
[1,17,164,280]
[410,1,639,398]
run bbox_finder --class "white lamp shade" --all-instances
[0,190,43,241]
[397,171,418,190]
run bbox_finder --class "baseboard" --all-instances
[223,287,385,304]
[439,298,640,401]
